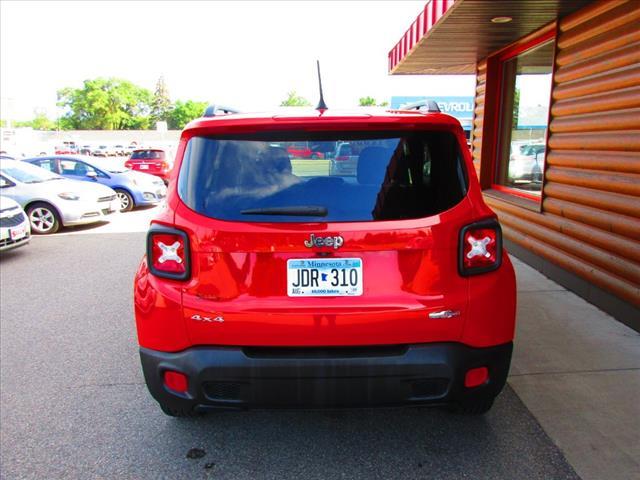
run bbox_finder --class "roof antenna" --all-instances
[315,60,328,111]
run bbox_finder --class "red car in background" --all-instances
[54,141,79,155]
[286,142,324,159]
[125,149,173,185]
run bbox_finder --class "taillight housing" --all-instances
[458,218,503,276]
[124,160,132,169]
[146,224,191,280]
[335,155,349,161]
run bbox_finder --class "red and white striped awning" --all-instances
[388,0,457,74]
[387,0,591,75]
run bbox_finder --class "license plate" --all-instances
[139,164,149,170]
[10,225,26,241]
[287,258,362,297]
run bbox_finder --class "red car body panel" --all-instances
[134,111,516,354]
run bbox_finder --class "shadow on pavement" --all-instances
[0,244,30,264]
[58,220,111,234]
[133,385,578,480]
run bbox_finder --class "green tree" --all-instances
[57,78,153,130]
[512,87,520,128]
[14,112,57,130]
[167,100,209,130]
[151,76,172,125]
[359,96,388,107]
[358,96,376,106]
[280,91,311,107]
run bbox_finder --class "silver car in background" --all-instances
[329,142,358,176]
[0,196,30,251]
[509,142,545,184]
[0,159,120,234]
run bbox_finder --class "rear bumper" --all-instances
[60,199,119,226]
[140,342,512,411]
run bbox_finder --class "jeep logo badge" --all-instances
[304,234,344,249]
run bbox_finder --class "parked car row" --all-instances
[25,155,167,211]
[56,142,139,157]
[0,155,167,239]
[47,146,175,186]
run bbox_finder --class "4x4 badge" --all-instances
[191,314,224,323]
[304,234,344,249]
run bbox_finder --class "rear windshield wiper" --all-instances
[240,206,328,217]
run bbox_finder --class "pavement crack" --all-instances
[517,289,568,293]
[78,382,145,388]
[509,366,640,378]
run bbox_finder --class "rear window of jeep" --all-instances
[178,131,467,222]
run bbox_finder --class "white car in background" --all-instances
[0,159,120,234]
[0,196,30,252]
[92,145,117,157]
[113,144,127,156]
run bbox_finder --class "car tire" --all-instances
[311,153,318,159]
[115,189,134,212]
[159,403,201,418]
[448,397,495,415]
[27,202,61,234]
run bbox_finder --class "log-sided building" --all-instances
[389,0,639,330]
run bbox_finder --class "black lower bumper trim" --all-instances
[140,342,513,411]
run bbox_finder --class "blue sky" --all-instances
[1,1,476,121]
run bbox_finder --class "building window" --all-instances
[494,32,555,200]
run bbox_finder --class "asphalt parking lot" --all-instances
[0,216,580,479]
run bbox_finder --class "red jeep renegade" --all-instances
[134,103,516,417]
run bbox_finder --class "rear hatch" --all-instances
[127,150,167,174]
[175,128,471,347]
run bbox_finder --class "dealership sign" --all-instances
[390,96,474,120]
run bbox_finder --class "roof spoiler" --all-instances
[203,104,241,117]
[399,100,441,113]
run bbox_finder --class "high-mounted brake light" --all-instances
[147,225,191,280]
[458,219,502,276]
